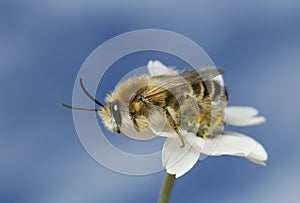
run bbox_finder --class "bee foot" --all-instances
[203,131,208,140]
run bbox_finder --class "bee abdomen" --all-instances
[206,80,226,101]
[191,81,209,99]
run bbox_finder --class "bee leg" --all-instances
[133,119,140,132]
[197,123,209,139]
[202,129,208,140]
[212,115,223,128]
[210,102,227,129]
[197,114,209,139]
[165,109,185,148]
[197,114,206,123]
[130,111,140,132]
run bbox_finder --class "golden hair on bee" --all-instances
[62,64,228,148]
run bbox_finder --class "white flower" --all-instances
[147,60,268,178]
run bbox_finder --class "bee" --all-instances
[62,63,228,148]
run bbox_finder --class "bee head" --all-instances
[90,98,125,134]
[62,78,123,134]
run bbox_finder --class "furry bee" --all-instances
[62,61,228,148]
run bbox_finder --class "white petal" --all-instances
[246,142,268,166]
[184,133,205,152]
[202,131,268,165]
[162,137,200,178]
[225,106,259,117]
[158,132,177,138]
[224,106,266,126]
[147,60,170,75]
[120,125,158,140]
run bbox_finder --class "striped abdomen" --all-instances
[191,80,228,103]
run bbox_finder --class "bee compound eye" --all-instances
[111,100,122,126]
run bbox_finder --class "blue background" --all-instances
[1,1,300,202]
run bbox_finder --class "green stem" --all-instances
[159,173,176,203]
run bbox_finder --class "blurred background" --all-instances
[1,0,300,202]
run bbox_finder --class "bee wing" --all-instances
[181,67,225,87]
[144,67,224,97]
[179,67,224,83]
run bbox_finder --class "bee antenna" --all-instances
[79,78,105,108]
[61,103,99,112]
